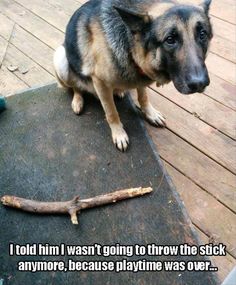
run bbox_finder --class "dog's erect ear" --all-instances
[200,0,212,14]
[113,6,151,32]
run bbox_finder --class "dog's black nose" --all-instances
[186,73,210,93]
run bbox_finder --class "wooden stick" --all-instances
[1,187,153,225]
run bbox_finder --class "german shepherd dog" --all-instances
[54,0,213,151]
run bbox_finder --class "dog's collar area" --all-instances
[137,65,147,76]
[132,59,153,81]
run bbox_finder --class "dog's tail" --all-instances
[53,45,70,89]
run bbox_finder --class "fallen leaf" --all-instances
[19,66,29,74]
[7,65,18,72]
[193,112,201,119]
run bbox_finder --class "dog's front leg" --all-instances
[137,87,166,127]
[92,77,129,151]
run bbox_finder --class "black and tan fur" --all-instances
[54,0,213,151]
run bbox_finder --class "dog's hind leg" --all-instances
[71,88,84,115]
[137,87,166,127]
[53,45,71,89]
[92,77,129,152]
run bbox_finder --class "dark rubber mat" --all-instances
[0,84,219,285]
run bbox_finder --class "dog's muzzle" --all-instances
[185,69,210,93]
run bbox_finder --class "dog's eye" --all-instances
[165,36,176,45]
[199,29,207,41]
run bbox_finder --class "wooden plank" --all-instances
[77,0,88,4]
[0,0,64,50]
[210,35,236,63]
[0,17,29,96]
[0,36,54,87]
[211,17,236,43]
[14,0,70,32]
[0,12,15,41]
[187,0,236,25]
[206,53,236,85]
[146,126,236,212]
[146,88,236,173]
[203,4,236,62]
[164,162,236,258]
[205,73,236,111]
[210,0,236,25]
[6,25,55,75]
[0,65,28,96]
[5,45,54,86]
[151,83,236,139]
[195,227,236,282]
[46,0,81,17]
[0,33,8,66]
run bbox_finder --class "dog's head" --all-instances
[114,0,213,94]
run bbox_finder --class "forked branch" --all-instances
[1,187,153,225]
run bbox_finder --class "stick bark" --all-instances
[1,187,152,225]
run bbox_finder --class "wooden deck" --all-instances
[0,0,235,281]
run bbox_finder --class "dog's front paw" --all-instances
[71,95,84,115]
[143,105,166,127]
[111,124,129,152]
